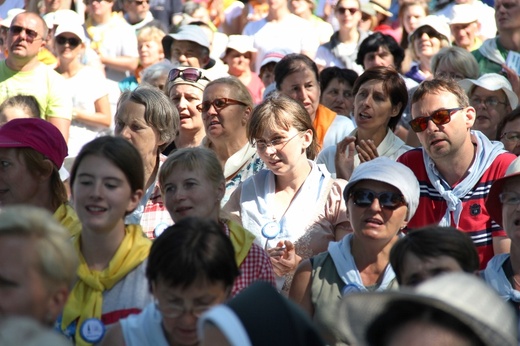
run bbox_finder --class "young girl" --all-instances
[59,136,153,345]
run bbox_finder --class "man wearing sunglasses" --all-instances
[0,12,71,141]
[397,78,516,270]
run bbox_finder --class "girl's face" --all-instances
[138,39,164,69]
[72,154,142,234]
[54,34,84,61]
[162,167,224,223]
[254,123,312,176]
[153,278,230,346]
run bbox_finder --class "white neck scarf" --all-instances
[483,254,520,302]
[424,131,506,227]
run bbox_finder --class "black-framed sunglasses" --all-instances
[9,25,40,43]
[414,26,443,40]
[335,6,358,15]
[168,67,208,83]
[196,98,247,113]
[133,0,149,5]
[409,107,463,133]
[350,189,407,210]
[55,36,81,48]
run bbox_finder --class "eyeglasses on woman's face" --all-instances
[196,98,247,113]
[349,188,407,210]
[55,35,81,48]
[253,132,304,152]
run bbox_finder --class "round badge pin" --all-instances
[261,221,281,239]
[80,318,105,344]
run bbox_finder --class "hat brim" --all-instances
[460,79,519,109]
[370,3,393,17]
[339,289,515,346]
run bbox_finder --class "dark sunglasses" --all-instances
[196,98,247,113]
[409,107,463,133]
[9,25,40,43]
[335,6,358,15]
[350,189,406,210]
[168,67,208,83]
[55,36,81,47]
[133,0,149,5]
[414,26,443,40]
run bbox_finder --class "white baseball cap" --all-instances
[450,4,479,25]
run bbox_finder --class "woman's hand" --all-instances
[267,240,301,277]
[335,136,356,180]
[356,139,379,163]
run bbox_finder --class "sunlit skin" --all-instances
[0,148,46,208]
[138,39,164,68]
[152,278,230,346]
[414,30,442,60]
[279,67,320,120]
[501,178,520,242]
[363,46,395,69]
[500,117,520,155]
[162,167,224,223]
[72,155,141,235]
[354,79,400,145]
[170,40,208,68]
[470,87,511,140]
[450,21,479,51]
[201,84,249,142]
[6,13,46,66]
[255,127,312,176]
[169,84,204,135]
[347,180,408,243]
[0,236,58,324]
[402,4,427,34]
[495,0,520,32]
[321,78,354,116]
[334,0,361,30]
[399,253,465,287]
[54,34,83,63]
[411,93,475,162]
[222,49,252,76]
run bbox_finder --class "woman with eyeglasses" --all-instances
[275,54,355,151]
[54,22,111,159]
[289,157,419,345]
[497,108,520,156]
[405,15,451,83]
[199,76,266,205]
[223,93,350,292]
[317,66,412,180]
[114,85,179,239]
[315,0,369,74]
[166,66,210,152]
[99,217,239,346]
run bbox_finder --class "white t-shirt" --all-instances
[243,13,320,73]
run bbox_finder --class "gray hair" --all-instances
[0,205,77,288]
[431,47,480,80]
[116,85,180,152]
[141,60,175,90]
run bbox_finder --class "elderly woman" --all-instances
[0,206,77,327]
[54,22,111,158]
[0,118,80,235]
[119,26,167,91]
[483,157,520,309]
[314,0,369,74]
[405,15,451,83]
[223,93,350,292]
[289,157,420,345]
[276,54,355,151]
[221,35,264,105]
[114,85,180,238]
[166,66,211,151]
[199,76,266,205]
[317,66,412,179]
[319,67,358,119]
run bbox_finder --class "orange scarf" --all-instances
[313,104,337,150]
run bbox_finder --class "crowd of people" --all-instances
[1,0,520,345]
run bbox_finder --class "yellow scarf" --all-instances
[53,203,81,237]
[227,219,256,266]
[61,224,151,346]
